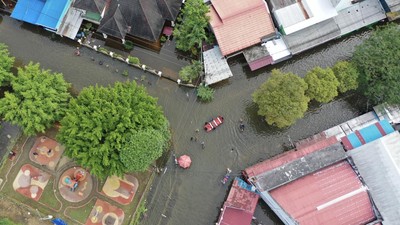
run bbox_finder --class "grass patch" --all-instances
[131,200,147,225]
[65,198,96,224]
[38,178,61,209]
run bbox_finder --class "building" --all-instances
[244,104,400,225]
[216,178,259,225]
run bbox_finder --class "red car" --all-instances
[204,116,224,132]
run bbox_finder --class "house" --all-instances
[97,0,182,48]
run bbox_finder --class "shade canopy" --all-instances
[178,155,192,169]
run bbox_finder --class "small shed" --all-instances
[203,46,233,85]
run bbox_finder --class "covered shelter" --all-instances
[11,0,72,31]
[202,46,233,85]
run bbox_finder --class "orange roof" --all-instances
[209,0,275,56]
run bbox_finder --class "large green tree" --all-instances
[332,61,358,93]
[304,66,339,103]
[253,69,310,128]
[174,0,209,55]
[0,62,71,135]
[352,24,400,104]
[0,43,15,86]
[57,81,170,179]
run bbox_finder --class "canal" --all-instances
[0,14,373,225]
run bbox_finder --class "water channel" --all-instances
[0,14,374,225]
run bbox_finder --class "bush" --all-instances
[123,40,134,51]
[197,84,214,102]
[179,61,203,83]
[122,70,129,76]
[98,47,109,55]
[160,36,167,43]
[128,56,140,65]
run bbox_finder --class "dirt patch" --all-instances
[0,196,47,225]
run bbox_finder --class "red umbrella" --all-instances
[178,155,192,169]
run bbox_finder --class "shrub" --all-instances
[128,56,140,65]
[179,61,203,83]
[122,70,129,76]
[123,40,134,51]
[197,84,214,102]
[160,36,167,43]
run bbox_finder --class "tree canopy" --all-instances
[179,60,203,84]
[253,69,310,128]
[0,43,15,86]
[332,61,358,93]
[304,66,339,103]
[0,62,71,135]
[57,81,170,179]
[352,23,400,104]
[174,0,209,55]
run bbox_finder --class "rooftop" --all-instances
[203,46,233,85]
[217,178,259,225]
[208,0,275,56]
[348,131,400,225]
[269,160,376,225]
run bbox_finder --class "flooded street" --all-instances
[0,14,373,225]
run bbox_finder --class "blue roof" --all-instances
[11,0,45,24]
[343,119,394,149]
[11,0,72,30]
[52,218,68,225]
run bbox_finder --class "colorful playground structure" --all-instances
[64,170,85,192]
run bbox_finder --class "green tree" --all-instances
[179,61,203,83]
[0,62,71,135]
[0,43,15,86]
[253,69,309,128]
[332,61,358,93]
[197,84,214,102]
[57,81,170,179]
[120,129,166,172]
[304,66,339,103]
[352,24,400,104]
[174,0,209,55]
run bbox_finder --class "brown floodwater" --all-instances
[0,14,374,225]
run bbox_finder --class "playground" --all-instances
[0,131,153,225]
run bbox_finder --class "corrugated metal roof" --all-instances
[203,46,233,85]
[217,178,259,225]
[208,0,275,56]
[245,136,338,179]
[341,120,394,150]
[57,7,84,39]
[269,161,376,225]
[374,103,400,124]
[347,132,400,225]
[283,18,340,55]
[250,142,347,191]
[334,0,386,35]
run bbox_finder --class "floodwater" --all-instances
[0,14,373,225]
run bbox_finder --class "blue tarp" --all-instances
[11,0,71,30]
[235,177,259,194]
[52,218,67,225]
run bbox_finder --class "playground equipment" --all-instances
[64,170,85,192]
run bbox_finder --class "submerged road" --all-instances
[0,14,373,225]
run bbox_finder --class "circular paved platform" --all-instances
[58,167,93,202]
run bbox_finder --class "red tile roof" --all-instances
[270,161,376,225]
[209,0,275,56]
[244,136,338,178]
[218,179,259,225]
